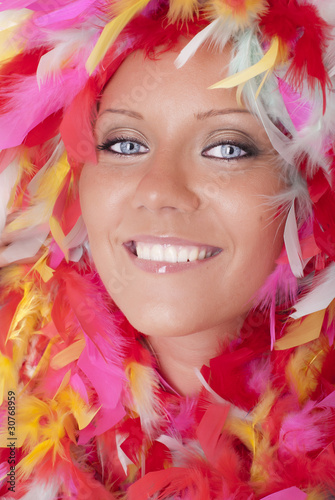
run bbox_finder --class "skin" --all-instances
[79,39,286,395]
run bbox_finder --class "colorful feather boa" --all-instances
[0,261,335,498]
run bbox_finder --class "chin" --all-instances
[122,305,194,338]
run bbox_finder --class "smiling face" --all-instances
[79,40,285,340]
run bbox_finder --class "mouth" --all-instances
[124,240,222,263]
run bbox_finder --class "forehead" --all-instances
[99,38,240,113]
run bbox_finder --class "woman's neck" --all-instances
[147,322,241,396]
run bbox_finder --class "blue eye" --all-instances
[203,143,248,160]
[97,138,148,155]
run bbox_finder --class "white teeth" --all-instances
[151,244,164,261]
[134,243,219,263]
[198,249,206,260]
[188,248,200,262]
[164,246,178,262]
[177,248,188,263]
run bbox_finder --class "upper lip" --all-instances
[123,234,222,250]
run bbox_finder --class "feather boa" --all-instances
[0,262,335,498]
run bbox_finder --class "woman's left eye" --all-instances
[202,143,248,160]
[97,138,148,155]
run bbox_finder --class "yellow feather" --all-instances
[53,370,72,399]
[7,152,70,232]
[0,10,32,65]
[23,337,59,389]
[168,0,199,23]
[5,276,53,372]
[49,215,69,262]
[275,309,326,350]
[327,298,335,329]
[206,0,268,25]
[86,0,151,75]
[125,361,161,434]
[17,439,54,480]
[0,354,17,406]
[50,338,86,370]
[209,36,279,91]
[56,386,99,430]
[30,248,55,283]
[286,338,328,404]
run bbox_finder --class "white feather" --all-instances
[0,160,19,234]
[308,0,335,24]
[283,202,304,278]
[250,89,295,166]
[291,263,335,319]
[0,9,31,31]
[37,29,96,87]
[63,215,87,250]
[17,480,59,500]
[174,19,221,69]
[0,226,49,264]
[116,432,134,475]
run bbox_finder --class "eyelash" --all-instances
[202,140,257,160]
[97,136,148,156]
[96,137,258,160]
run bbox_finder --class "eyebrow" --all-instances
[196,109,251,120]
[99,108,144,120]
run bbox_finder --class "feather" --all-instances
[175,18,221,69]
[260,1,330,112]
[60,79,97,164]
[0,1,39,9]
[283,202,304,278]
[56,386,99,431]
[77,345,126,428]
[168,0,199,23]
[18,441,54,480]
[35,0,97,27]
[50,338,86,370]
[195,403,230,464]
[125,361,162,434]
[0,354,17,406]
[278,78,312,131]
[7,152,70,232]
[17,480,60,500]
[86,0,151,75]
[0,160,19,234]
[275,309,326,350]
[245,82,295,165]
[261,487,307,500]
[0,68,89,149]
[36,29,96,87]
[209,37,279,91]
[207,0,268,24]
[0,227,49,265]
[291,263,335,319]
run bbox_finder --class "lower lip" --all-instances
[123,244,222,274]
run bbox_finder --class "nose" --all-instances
[131,151,201,213]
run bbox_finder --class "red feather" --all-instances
[260,1,330,109]
[60,79,98,164]
[23,110,63,147]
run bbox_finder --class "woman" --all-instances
[0,1,334,498]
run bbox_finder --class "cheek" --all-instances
[79,164,125,237]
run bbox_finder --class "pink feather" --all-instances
[261,487,307,500]
[35,0,99,27]
[0,68,89,149]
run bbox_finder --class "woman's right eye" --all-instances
[97,138,149,155]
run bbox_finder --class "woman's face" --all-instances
[79,40,285,339]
